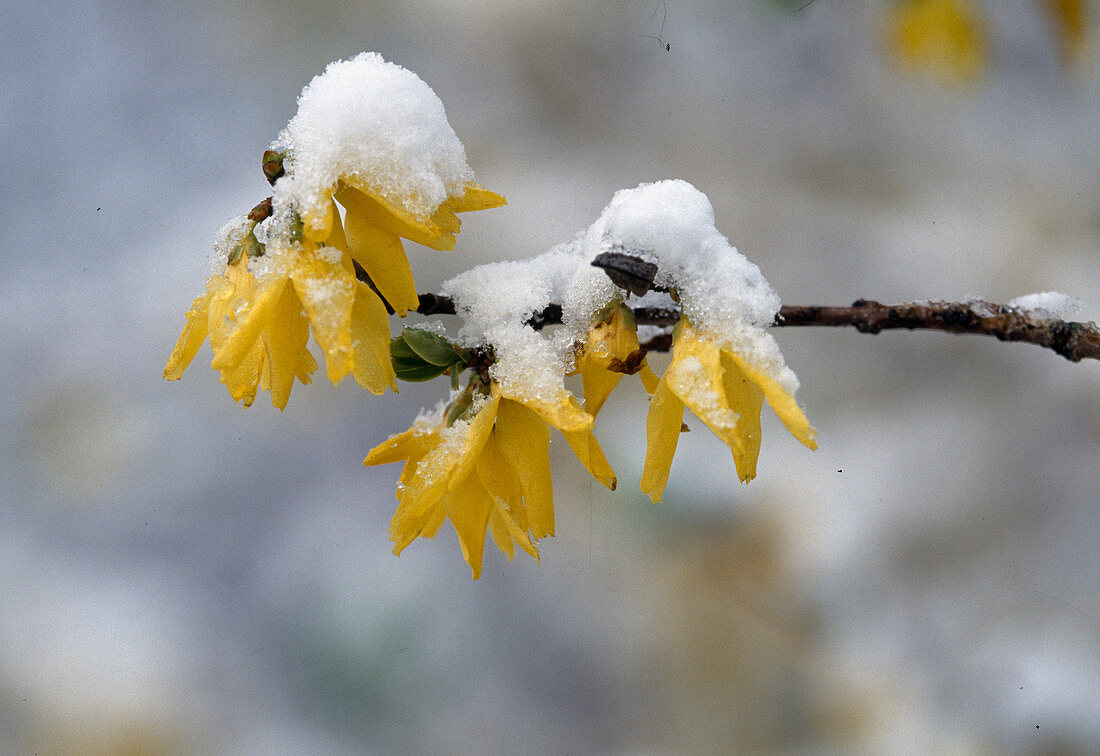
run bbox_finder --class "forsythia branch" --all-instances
[392,254,1100,363]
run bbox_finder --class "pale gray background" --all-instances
[2,1,1098,753]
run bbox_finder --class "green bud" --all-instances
[444,391,474,426]
[618,302,637,330]
[227,229,264,265]
[262,150,286,185]
[592,302,618,326]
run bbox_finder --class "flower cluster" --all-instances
[164,53,504,408]
[165,55,816,578]
[888,0,1091,80]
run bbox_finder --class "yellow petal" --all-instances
[487,509,516,561]
[390,491,444,557]
[476,431,528,531]
[562,428,617,491]
[210,275,287,372]
[339,200,420,316]
[639,362,661,394]
[580,352,622,418]
[421,505,447,539]
[364,425,439,467]
[891,0,986,81]
[296,348,318,385]
[164,275,223,380]
[505,389,593,435]
[262,276,311,410]
[1043,0,1091,66]
[476,431,539,560]
[665,331,750,462]
[377,427,446,556]
[219,341,264,407]
[722,348,818,451]
[446,392,501,491]
[320,197,348,250]
[640,376,686,503]
[446,474,494,580]
[289,250,356,382]
[335,182,442,248]
[429,203,461,235]
[349,282,398,394]
[444,183,507,213]
[300,189,335,241]
[496,398,555,539]
[719,350,765,483]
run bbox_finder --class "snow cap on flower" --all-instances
[272,52,475,232]
[584,179,799,393]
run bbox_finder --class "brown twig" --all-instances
[407,292,1099,363]
[779,299,1100,362]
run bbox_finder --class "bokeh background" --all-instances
[3,0,1099,753]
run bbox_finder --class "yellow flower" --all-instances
[364,383,615,579]
[166,163,504,408]
[889,0,987,81]
[575,303,660,417]
[305,178,505,317]
[1042,0,1092,68]
[164,205,395,409]
[640,321,816,503]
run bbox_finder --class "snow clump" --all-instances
[271,52,474,226]
[446,179,803,399]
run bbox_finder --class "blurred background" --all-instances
[2,0,1098,752]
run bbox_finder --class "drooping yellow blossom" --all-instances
[575,303,660,417]
[164,204,396,409]
[303,179,506,317]
[640,321,817,503]
[889,0,987,81]
[1042,0,1092,68]
[364,383,615,579]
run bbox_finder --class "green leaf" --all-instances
[390,336,421,362]
[403,327,461,367]
[393,359,449,382]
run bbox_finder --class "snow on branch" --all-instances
[400,252,1100,363]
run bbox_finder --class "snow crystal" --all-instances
[271,52,473,229]
[406,320,450,338]
[1008,292,1084,321]
[411,418,470,487]
[312,245,344,266]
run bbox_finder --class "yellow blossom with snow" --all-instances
[641,320,817,503]
[364,382,613,579]
[574,303,660,417]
